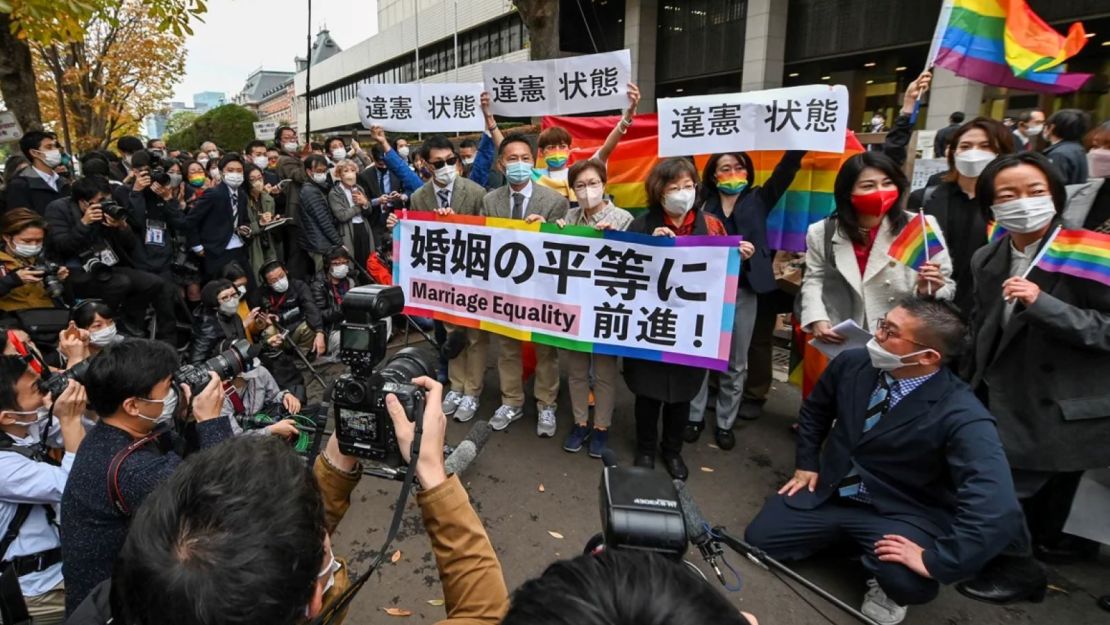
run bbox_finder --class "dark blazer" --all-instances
[923,181,988,316]
[793,349,1023,584]
[184,182,249,256]
[5,166,70,216]
[966,227,1110,471]
[701,150,805,293]
[1043,140,1089,185]
[358,166,403,209]
[620,209,713,404]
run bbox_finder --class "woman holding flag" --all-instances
[683,149,806,450]
[958,152,1110,604]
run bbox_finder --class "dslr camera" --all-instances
[38,358,91,398]
[173,339,263,396]
[31,261,65,299]
[331,285,436,467]
[147,166,172,186]
[98,199,128,221]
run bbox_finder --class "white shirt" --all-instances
[32,167,60,192]
[1003,237,1042,325]
[0,434,74,598]
[432,177,457,208]
[508,180,534,218]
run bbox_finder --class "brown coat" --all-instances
[313,453,508,624]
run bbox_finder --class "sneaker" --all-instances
[490,404,524,431]
[536,404,557,438]
[861,579,907,625]
[442,390,463,416]
[454,395,479,423]
[588,429,609,459]
[563,423,590,452]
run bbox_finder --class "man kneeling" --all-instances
[745,297,1023,624]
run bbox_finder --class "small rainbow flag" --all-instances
[927,0,1091,94]
[987,220,1008,243]
[888,212,946,271]
[1034,228,1110,287]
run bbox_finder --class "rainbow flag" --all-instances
[987,220,1008,243]
[1034,228,1110,287]
[927,0,1091,94]
[547,114,863,251]
[888,213,946,271]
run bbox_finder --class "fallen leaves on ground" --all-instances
[383,607,412,617]
[390,550,402,563]
[427,599,445,606]
[700,467,715,473]
[547,530,564,539]
[538,483,545,492]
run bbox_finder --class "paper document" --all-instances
[807,320,873,359]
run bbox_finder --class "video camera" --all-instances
[331,285,437,467]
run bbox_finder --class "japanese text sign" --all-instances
[393,213,741,371]
[0,111,24,144]
[357,82,485,132]
[657,84,849,157]
[252,121,278,141]
[483,50,631,116]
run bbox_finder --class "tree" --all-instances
[512,1,559,61]
[166,104,257,151]
[0,0,205,146]
[165,109,198,135]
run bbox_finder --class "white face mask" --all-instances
[270,277,289,293]
[1087,148,1110,179]
[197,157,209,167]
[1024,124,1043,137]
[330,264,349,280]
[223,172,244,189]
[236,284,247,297]
[7,405,50,427]
[209,169,221,182]
[578,185,604,210]
[137,387,177,425]
[219,297,240,315]
[312,172,329,185]
[89,324,118,347]
[331,148,347,161]
[168,173,183,187]
[434,165,456,186]
[954,149,996,178]
[39,149,63,168]
[283,142,300,153]
[397,146,410,159]
[208,150,220,159]
[12,242,41,258]
[866,337,935,371]
[462,157,475,166]
[663,188,695,218]
[990,196,1056,234]
[252,156,269,169]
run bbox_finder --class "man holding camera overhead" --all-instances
[44,175,176,342]
[60,338,229,615]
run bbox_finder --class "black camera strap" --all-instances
[310,409,424,625]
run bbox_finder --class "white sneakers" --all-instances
[442,390,463,416]
[489,403,558,436]
[536,404,557,438]
[489,404,524,431]
[861,579,907,625]
[455,395,479,422]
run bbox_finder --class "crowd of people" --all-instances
[0,67,1107,625]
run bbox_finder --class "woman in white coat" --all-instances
[801,152,955,345]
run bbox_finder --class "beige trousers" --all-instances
[495,336,559,407]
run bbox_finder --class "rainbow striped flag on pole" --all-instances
[926,0,1091,94]
[1030,227,1110,287]
[887,211,946,271]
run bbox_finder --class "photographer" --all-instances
[0,355,87,625]
[44,175,175,341]
[257,259,327,358]
[69,376,508,625]
[190,279,254,365]
[311,247,361,359]
[60,338,229,614]
[0,208,68,312]
[121,150,188,282]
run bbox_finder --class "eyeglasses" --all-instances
[428,157,459,169]
[572,180,603,193]
[872,316,934,349]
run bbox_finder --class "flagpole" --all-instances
[1020,225,1062,280]
[920,210,933,296]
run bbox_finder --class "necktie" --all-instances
[838,374,893,502]
[438,189,450,208]
[230,191,239,222]
[511,192,524,220]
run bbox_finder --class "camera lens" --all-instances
[336,378,366,405]
[377,345,437,385]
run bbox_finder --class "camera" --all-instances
[147,166,171,186]
[38,359,90,398]
[31,261,65,299]
[173,339,263,396]
[331,285,434,465]
[597,464,688,559]
[99,199,127,221]
[78,249,112,279]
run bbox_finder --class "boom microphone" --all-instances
[444,420,493,475]
[673,479,713,547]
[600,448,619,468]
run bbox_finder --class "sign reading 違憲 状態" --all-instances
[482,50,632,117]
[657,84,849,157]
[393,213,741,372]
[357,82,486,132]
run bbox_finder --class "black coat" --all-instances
[620,209,712,404]
[966,225,1110,471]
[1043,140,1089,185]
[125,188,187,274]
[4,166,70,216]
[700,150,805,293]
[1083,178,1110,231]
[923,181,987,316]
[43,197,138,269]
[297,180,342,255]
[184,182,250,255]
[190,308,248,364]
[261,277,324,332]
[793,349,1023,584]
[310,271,356,331]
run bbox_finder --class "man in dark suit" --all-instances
[185,153,252,284]
[358,146,406,249]
[745,297,1023,625]
[5,130,70,215]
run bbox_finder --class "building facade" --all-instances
[295,0,1109,137]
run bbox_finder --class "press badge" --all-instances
[145,220,167,247]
